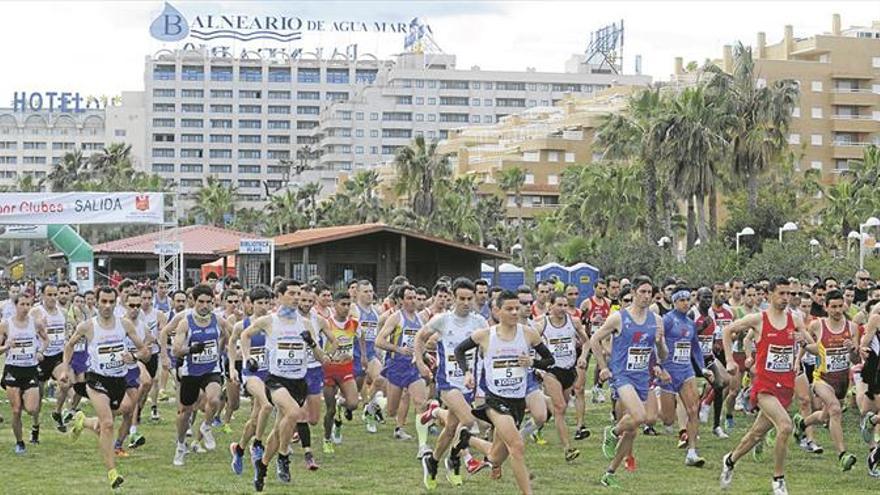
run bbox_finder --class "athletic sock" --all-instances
[773,475,784,482]
[129,425,137,436]
[687,448,697,458]
[252,439,263,449]
[725,453,735,468]
[416,422,428,447]
[234,443,245,456]
[297,423,311,449]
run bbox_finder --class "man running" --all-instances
[591,276,669,488]
[351,280,385,433]
[691,287,731,439]
[720,277,815,495]
[0,292,48,454]
[63,286,150,489]
[452,289,555,495]
[318,291,360,451]
[581,278,611,405]
[139,285,167,424]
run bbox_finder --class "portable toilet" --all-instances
[497,263,525,292]
[568,262,600,305]
[480,263,495,285]
[534,262,570,289]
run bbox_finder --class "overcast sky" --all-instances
[2,1,876,103]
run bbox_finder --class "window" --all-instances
[788,134,800,144]
[210,89,233,98]
[439,96,469,106]
[471,98,480,106]
[209,134,231,143]
[370,146,378,154]
[239,135,261,144]
[382,112,412,121]
[181,134,203,143]
[23,157,46,164]
[548,175,558,185]
[496,98,525,108]
[524,174,535,185]
[298,68,320,83]
[268,90,291,100]
[874,57,880,68]
[327,92,349,102]
[238,165,261,174]
[268,135,290,144]
[181,119,203,128]
[153,103,175,112]
[527,100,536,107]
[268,68,291,82]
[370,113,379,121]
[23,142,46,150]
[180,149,203,158]
[326,68,349,84]
[239,67,262,82]
[523,151,539,162]
[267,150,289,160]
[355,69,378,84]
[267,165,286,174]
[427,98,436,105]
[210,104,232,113]
[427,114,436,122]
[415,114,424,122]
[551,83,580,92]
[874,84,880,94]
[209,149,232,159]
[811,81,823,92]
[336,110,352,120]
[548,151,559,162]
[152,163,174,173]
[382,128,412,138]
[239,90,261,99]
[268,105,290,114]
[528,83,537,91]
[297,136,316,144]
[355,129,364,137]
[182,88,203,98]
[180,164,203,173]
[811,107,823,119]
[179,179,203,187]
[439,80,469,90]
[811,160,822,170]
[152,133,174,143]
[296,121,317,129]
[153,65,175,80]
[298,91,320,100]
[356,146,364,154]
[470,115,480,123]
[181,103,204,113]
[439,113,468,123]
[211,66,233,81]
[239,119,261,129]
[209,164,232,174]
[792,107,800,118]
[153,88,175,97]
[496,81,526,91]
[239,150,261,159]
[483,115,493,123]
[239,104,262,114]
[152,118,174,127]
[811,134,822,146]
[297,106,320,115]
[396,95,413,105]
[382,145,402,155]
[370,130,379,138]
[181,65,204,81]
[484,99,492,106]
[152,148,174,158]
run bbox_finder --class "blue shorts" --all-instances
[242,368,268,383]
[659,369,696,394]
[526,371,540,395]
[381,358,421,389]
[611,375,649,402]
[353,343,379,377]
[439,385,475,404]
[306,366,324,395]
[125,367,140,389]
[71,350,89,375]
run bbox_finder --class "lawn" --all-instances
[0,383,877,494]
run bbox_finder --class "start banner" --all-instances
[0,192,164,225]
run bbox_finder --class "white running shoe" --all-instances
[190,440,207,454]
[720,453,734,489]
[173,445,187,466]
[713,426,729,439]
[772,478,789,495]
[394,428,413,441]
[416,444,432,460]
[200,422,216,451]
[699,404,710,424]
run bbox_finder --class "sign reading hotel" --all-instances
[11,92,105,113]
[0,193,165,225]
[150,2,432,59]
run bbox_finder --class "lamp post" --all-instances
[657,236,671,248]
[860,217,880,270]
[736,227,755,255]
[487,243,499,285]
[848,230,861,255]
[809,238,820,255]
[778,222,798,242]
[511,242,525,283]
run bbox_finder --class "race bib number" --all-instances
[402,328,417,349]
[251,346,267,369]
[825,348,849,373]
[192,339,218,364]
[360,322,378,341]
[491,358,525,387]
[765,344,794,372]
[626,347,651,371]
[276,341,304,371]
[96,342,126,373]
[548,336,574,360]
[673,342,691,364]
[698,335,714,356]
[333,336,354,361]
[11,338,36,362]
[47,326,65,346]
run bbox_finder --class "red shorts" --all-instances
[323,361,354,386]
[750,378,794,409]
[732,352,747,374]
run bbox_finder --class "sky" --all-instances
[2,1,877,103]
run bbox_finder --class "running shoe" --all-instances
[520,418,538,439]
[862,412,877,444]
[276,454,291,483]
[530,428,547,445]
[698,404,710,424]
[802,440,823,454]
[128,432,146,449]
[173,444,187,466]
[840,452,857,472]
[643,425,658,436]
[14,442,25,455]
[772,478,789,495]
[323,439,335,454]
[253,459,267,492]
[251,443,264,466]
[445,456,463,486]
[305,452,320,471]
[200,421,216,450]
[62,410,75,424]
[230,442,244,475]
[150,406,161,422]
[725,416,735,430]
[108,468,124,489]
[602,425,618,459]
[720,453,735,489]
[713,426,729,439]
[211,416,222,428]
[600,471,621,488]
[573,425,591,440]
[565,447,581,462]
[190,440,207,454]
[792,413,805,444]
[331,423,343,445]
[52,411,67,433]
[69,411,85,444]
[158,390,170,402]
[624,454,637,472]
[394,428,412,441]
[417,444,433,460]
[421,454,438,490]
[30,425,40,444]
[685,454,706,467]
[466,457,488,475]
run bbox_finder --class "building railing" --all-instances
[832,140,873,147]
[831,114,875,120]
[831,88,876,94]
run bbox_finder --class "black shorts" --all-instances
[548,367,577,390]
[86,372,127,411]
[473,392,526,428]
[2,365,39,391]
[145,353,159,379]
[179,372,223,407]
[265,374,308,407]
[224,359,243,382]
[37,353,64,382]
[801,362,815,385]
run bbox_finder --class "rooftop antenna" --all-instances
[404,17,443,54]
[585,19,624,74]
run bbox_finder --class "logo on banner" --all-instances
[135,195,150,211]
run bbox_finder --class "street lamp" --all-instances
[487,244,499,284]
[657,236,671,248]
[810,238,820,255]
[736,227,755,254]
[860,217,880,270]
[848,230,861,255]
[778,222,798,242]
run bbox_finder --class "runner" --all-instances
[139,285,167,424]
[300,286,333,468]
[452,289,556,495]
[241,279,326,492]
[580,278,611,405]
[531,281,552,319]
[1,283,22,321]
[32,282,69,437]
[859,302,880,475]
[796,289,858,471]
[351,279,386,433]
[414,277,488,489]
[710,283,736,431]
[158,290,188,403]
[475,279,492,322]
[516,288,550,448]
[728,283,760,415]
[591,276,669,488]
[0,292,48,454]
[317,291,361,451]
[720,277,815,495]
[376,284,431,454]
[220,289,244,434]
[535,292,588,461]
[63,285,150,489]
[691,287,731,439]
[154,277,172,313]
[171,284,232,466]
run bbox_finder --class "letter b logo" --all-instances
[150,2,189,41]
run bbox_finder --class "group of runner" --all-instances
[2,269,880,494]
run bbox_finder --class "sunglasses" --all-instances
[622,298,633,303]
[127,303,140,309]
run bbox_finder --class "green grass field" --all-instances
[0,383,878,494]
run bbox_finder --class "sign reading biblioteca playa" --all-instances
[0,193,165,225]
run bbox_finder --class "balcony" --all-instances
[831,89,877,106]
[832,141,874,159]
[831,117,879,133]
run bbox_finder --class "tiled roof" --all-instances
[92,225,255,256]
[216,223,508,259]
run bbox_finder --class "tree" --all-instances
[297,182,323,227]
[705,42,799,210]
[88,143,136,188]
[46,150,87,192]
[231,207,264,235]
[190,176,237,227]
[266,189,305,235]
[498,166,526,244]
[345,170,385,224]
[393,135,452,218]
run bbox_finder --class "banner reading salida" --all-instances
[0,192,165,225]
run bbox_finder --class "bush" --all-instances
[655,241,738,287]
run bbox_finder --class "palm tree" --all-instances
[344,170,384,223]
[88,143,135,187]
[596,88,667,241]
[393,135,452,218]
[231,207,264,235]
[297,182,323,227]
[434,176,482,243]
[46,150,87,192]
[704,42,799,210]
[190,176,237,227]
[498,166,527,253]
[10,174,42,192]
[266,189,305,235]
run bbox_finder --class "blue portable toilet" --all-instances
[480,263,495,285]
[568,262,600,305]
[534,262,570,287]
[497,263,525,292]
